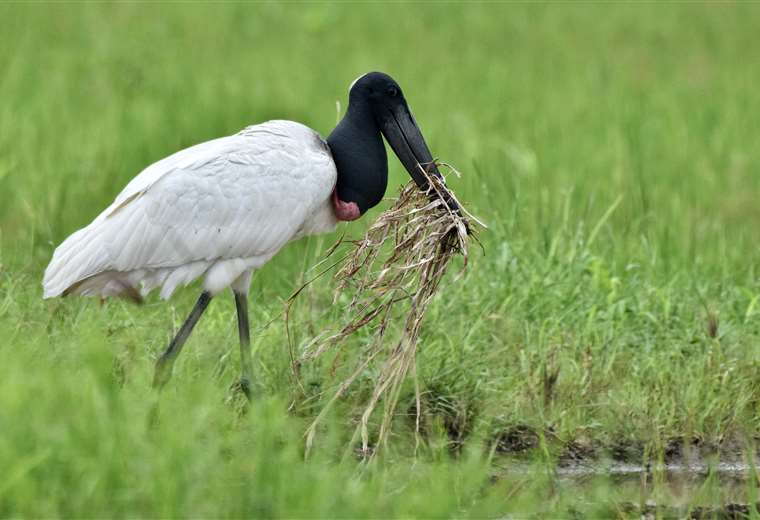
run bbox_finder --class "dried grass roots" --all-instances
[291,165,484,455]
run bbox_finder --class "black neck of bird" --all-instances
[326,97,388,213]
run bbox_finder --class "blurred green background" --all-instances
[1,2,760,517]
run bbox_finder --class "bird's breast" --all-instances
[292,194,339,240]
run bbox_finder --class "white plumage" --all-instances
[42,72,455,397]
[43,120,338,301]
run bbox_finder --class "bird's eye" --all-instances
[387,86,399,97]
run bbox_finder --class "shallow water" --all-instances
[498,458,760,516]
[556,460,753,478]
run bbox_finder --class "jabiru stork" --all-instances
[43,71,457,398]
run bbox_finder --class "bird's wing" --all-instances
[43,120,337,298]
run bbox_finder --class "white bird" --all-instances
[43,72,458,398]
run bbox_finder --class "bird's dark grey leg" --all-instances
[234,291,253,400]
[153,291,212,390]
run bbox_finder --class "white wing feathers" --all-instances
[43,120,338,300]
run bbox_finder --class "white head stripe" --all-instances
[348,73,368,92]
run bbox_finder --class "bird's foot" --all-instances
[228,376,252,403]
[236,377,252,400]
[152,357,174,390]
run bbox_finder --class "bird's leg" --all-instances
[234,291,253,400]
[153,291,212,390]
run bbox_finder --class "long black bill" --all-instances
[380,104,463,218]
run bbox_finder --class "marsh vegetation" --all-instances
[2,3,760,517]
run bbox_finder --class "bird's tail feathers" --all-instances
[43,221,119,300]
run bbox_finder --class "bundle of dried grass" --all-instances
[291,164,484,457]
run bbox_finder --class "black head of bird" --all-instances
[328,71,459,221]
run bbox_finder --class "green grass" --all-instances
[2,2,760,517]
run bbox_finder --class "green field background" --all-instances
[2,2,760,517]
